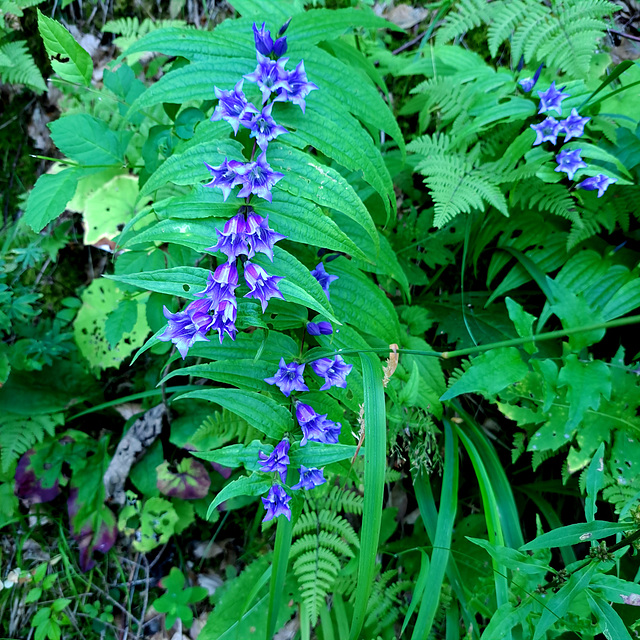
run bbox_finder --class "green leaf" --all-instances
[49,115,128,166]
[106,266,210,299]
[585,443,606,523]
[207,474,272,519]
[557,354,611,429]
[105,298,139,348]
[193,441,264,472]
[156,458,211,499]
[467,537,549,575]
[441,347,529,401]
[586,591,633,640]
[267,144,377,248]
[161,359,275,392]
[505,297,537,355]
[289,442,361,468]
[37,10,93,85]
[174,389,293,440]
[24,169,79,233]
[521,520,630,550]
[125,218,220,253]
[51,598,71,613]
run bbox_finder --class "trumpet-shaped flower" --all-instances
[203,158,245,201]
[537,82,570,115]
[311,355,352,391]
[259,439,290,482]
[211,80,257,134]
[253,22,288,58]
[207,213,249,261]
[244,53,290,103]
[195,262,239,310]
[555,148,587,180]
[243,262,284,312]
[261,484,291,521]
[158,302,214,359]
[310,262,339,299]
[519,64,543,92]
[245,212,286,261]
[306,321,333,336]
[560,108,590,142]
[265,358,309,397]
[242,103,288,150]
[577,174,616,197]
[276,61,319,113]
[236,152,284,203]
[530,116,561,146]
[291,465,326,490]
[295,403,341,445]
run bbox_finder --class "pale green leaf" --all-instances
[24,169,79,232]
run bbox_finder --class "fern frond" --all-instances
[191,408,258,449]
[436,0,492,45]
[487,0,531,57]
[0,413,63,472]
[0,0,45,17]
[294,509,360,547]
[0,40,46,93]
[514,182,581,225]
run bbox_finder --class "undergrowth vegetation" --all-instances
[1,0,640,638]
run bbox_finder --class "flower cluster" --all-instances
[259,261,349,522]
[159,21,318,358]
[524,79,616,198]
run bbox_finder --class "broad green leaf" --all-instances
[586,591,633,640]
[193,441,265,472]
[278,96,394,217]
[207,474,272,519]
[468,537,549,575]
[268,144,378,247]
[160,359,275,392]
[289,442,361,468]
[175,389,293,440]
[252,247,340,324]
[124,218,218,253]
[440,347,528,401]
[253,191,368,261]
[479,601,535,640]
[105,298,139,348]
[328,257,400,344]
[505,297,537,354]
[156,458,210,499]
[24,169,79,232]
[590,573,640,603]
[228,0,303,21]
[154,187,240,220]
[37,10,93,85]
[83,175,138,245]
[49,114,128,166]
[106,266,210,299]
[558,354,611,428]
[521,520,630,550]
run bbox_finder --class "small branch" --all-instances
[609,29,640,44]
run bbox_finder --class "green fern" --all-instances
[364,570,412,636]
[409,134,508,227]
[190,408,259,450]
[0,0,45,17]
[0,412,63,472]
[0,40,46,93]
[512,181,581,225]
[103,17,188,55]
[435,0,491,46]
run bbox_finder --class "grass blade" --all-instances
[266,515,293,640]
[349,352,386,640]
[410,420,459,640]
[400,550,429,635]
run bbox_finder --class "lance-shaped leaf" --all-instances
[207,475,272,520]
[156,458,211,499]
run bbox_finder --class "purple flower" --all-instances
[537,82,570,115]
[243,261,285,312]
[253,22,288,58]
[211,80,258,134]
[259,438,290,482]
[203,158,245,201]
[519,64,543,92]
[196,262,239,310]
[306,321,333,336]
[291,465,326,490]
[555,148,587,180]
[310,262,339,299]
[245,212,286,261]
[275,61,319,113]
[158,301,214,359]
[242,103,288,150]
[530,116,561,146]
[311,355,353,391]
[560,108,590,142]
[244,53,290,103]
[296,403,341,446]
[211,298,237,343]
[236,152,284,203]
[261,484,292,522]
[265,358,309,397]
[577,174,617,197]
[207,213,249,261]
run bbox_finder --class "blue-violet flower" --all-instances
[577,174,616,197]
[211,80,257,134]
[210,298,237,343]
[291,465,326,490]
[537,81,570,115]
[253,22,287,58]
[555,148,587,180]
[244,53,290,103]
[246,212,286,261]
[265,358,309,397]
[310,262,339,299]
[207,213,249,261]
[259,438,290,482]
[236,152,284,203]
[560,108,590,142]
[261,484,291,521]
[530,117,561,146]
[311,355,353,391]
[519,64,543,92]
[296,403,341,446]
[243,261,284,312]
[204,158,245,202]
[158,302,214,359]
[306,321,333,336]
[196,262,239,310]
[242,102,288,150]
[276,61,318,113]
